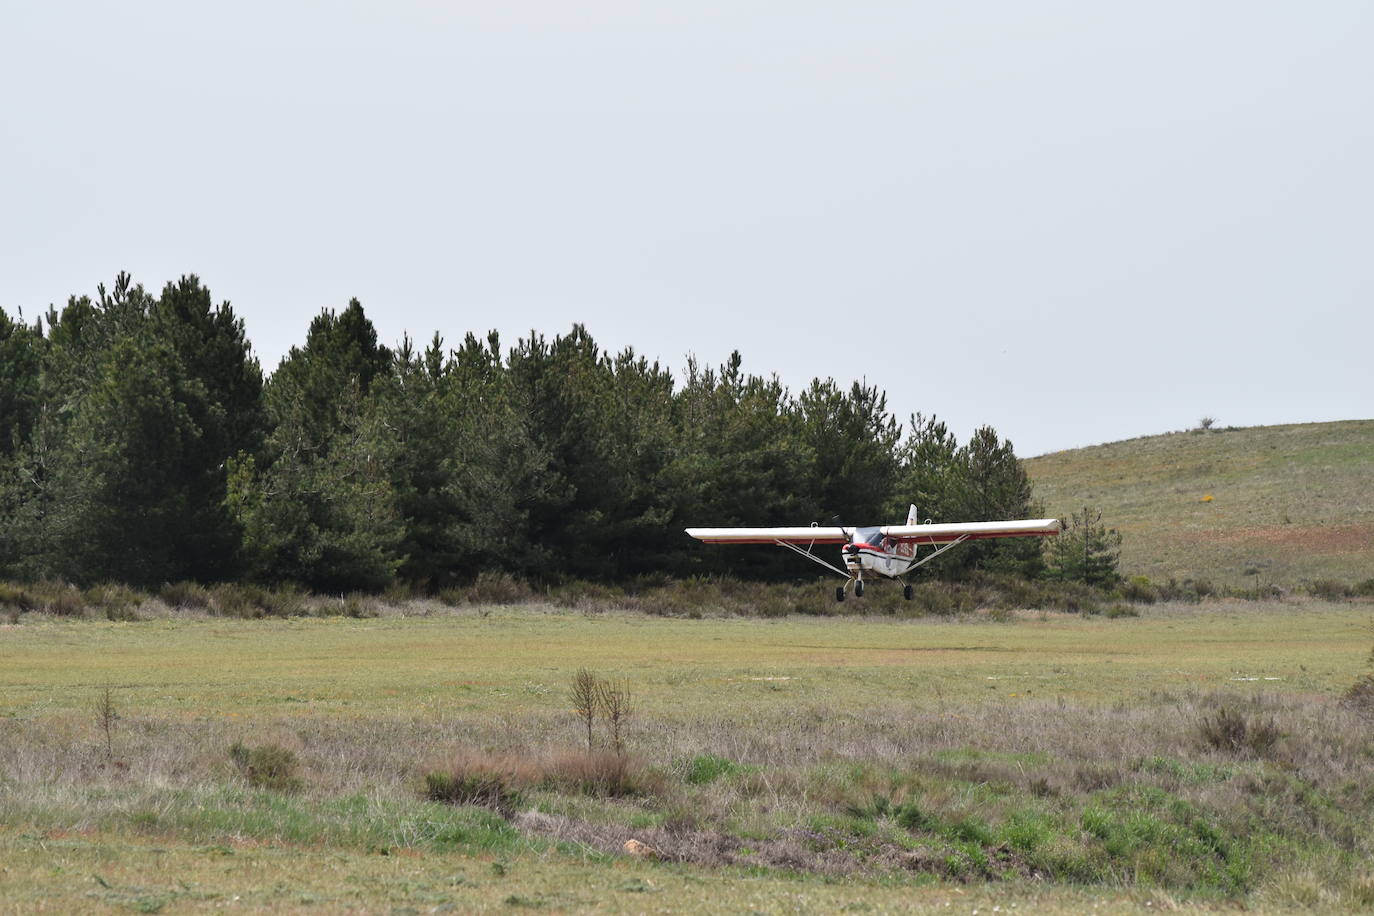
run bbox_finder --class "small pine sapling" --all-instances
[94,686,118,761]
[598,678,634,755]
[570,668,600,751]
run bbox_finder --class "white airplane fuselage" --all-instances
[842,527,917,579]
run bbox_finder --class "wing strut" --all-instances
[901,533,970,574]
[775,538,851,579]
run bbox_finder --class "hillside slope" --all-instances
[1025,419,1374,587]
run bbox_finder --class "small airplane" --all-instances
[686,506,1061,601]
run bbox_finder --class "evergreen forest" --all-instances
[0,273,1047,592]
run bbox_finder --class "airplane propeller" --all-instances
[831,515,860,555]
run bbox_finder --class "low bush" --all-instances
[465,571,532,606]
[210,584,308,618]
[551,580,630,612]
[910,581,975,616]
[1118,576,1159,604]
[895,801,937,832]
[1354,578,1374,598]
[425,769,523,818]
[1190,578,1218,600]
[1198,707,1280,757]
[36,581,85,617]
[1308,579,1351,601]
[340,592,379,618]
[210,583,270,618]
[159,581,211,610]
[426,748,647,811]
[84,583,144,621]
[0,582,39,615]
[229,741,303,792]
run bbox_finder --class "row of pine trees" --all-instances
[0,273,1044,592]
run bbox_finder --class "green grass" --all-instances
[3,603,1374,912]
[0,601,1364,718]
[1025,418,1374,586]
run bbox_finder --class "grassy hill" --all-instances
[1025,419,1374,588]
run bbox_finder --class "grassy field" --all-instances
[1025,419,1374,587]
[3,602,1374,912]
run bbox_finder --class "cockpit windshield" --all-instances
[854,526,884,547]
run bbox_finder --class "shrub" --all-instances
[1198,707,1280,757]
[1354,579,1374,599]
[637,586,699,617]
[209,583,268,618]
[1119,576,1158,604]
[261,585,308,617]
[210,584,307,618]
[0,582,39,615]
[1308,579,1351,601]
[911,581,975,616]
[466,571,531,606]
[40,582,85,617]
[550,580,626,612]
[423,750,541,817]
[158,581,211,610]
[340,592,379,618]
[753,593,792,618]
[895,802,936,832]
[229,741,303,792]
[425,771,522,818]
[84,583,144,621]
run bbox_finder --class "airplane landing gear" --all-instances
[855,579,865,598]
[835,585,846,602]
[903,583,914,601]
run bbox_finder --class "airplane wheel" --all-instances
[855,580,865,598]
[835,586,846,603]
[903,584,914,601]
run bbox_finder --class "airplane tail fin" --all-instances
[895,504,921,559]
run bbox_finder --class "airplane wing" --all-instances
[684,526,850,545]
[880,518,1061,543]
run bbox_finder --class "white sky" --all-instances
[4,1,1371,456]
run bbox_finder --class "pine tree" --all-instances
[799,379,901,524]
[889,413,962,523]
[55,332,204,584]
[1046,506,1122,586]
[231,300,404,590]
[0,308,47,578]
[667,352,814,578]
[442,330,559,580]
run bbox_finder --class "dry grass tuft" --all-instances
[543,749,648,797]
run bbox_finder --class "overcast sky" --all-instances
[4,1,1370,457]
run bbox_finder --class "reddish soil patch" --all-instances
[1171,524,1374,555]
